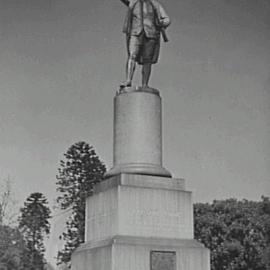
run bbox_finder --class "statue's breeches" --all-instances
[127,32,160,65]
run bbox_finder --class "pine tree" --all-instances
[18,192,51,270]
[56,141,106,267]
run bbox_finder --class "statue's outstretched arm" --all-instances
[120,0,129,6]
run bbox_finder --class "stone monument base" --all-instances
[71,174,210,270]
[72,235,210,270]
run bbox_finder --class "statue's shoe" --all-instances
[120,81,131,88]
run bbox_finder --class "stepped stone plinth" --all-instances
[71,88,210,270]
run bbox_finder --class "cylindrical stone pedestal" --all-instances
[105,88,171,178]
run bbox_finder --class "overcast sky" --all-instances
[0,0,269,211]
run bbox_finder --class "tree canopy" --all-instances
[194,197,270,270]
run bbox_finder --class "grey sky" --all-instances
[0,0,269,209]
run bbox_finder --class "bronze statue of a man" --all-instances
[120,0,171,88]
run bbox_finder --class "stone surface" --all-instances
[85,174,193,242]
[105,90,171,178]
[72,235,210,270]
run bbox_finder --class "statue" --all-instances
[119,0,171,90]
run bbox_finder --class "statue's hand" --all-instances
[159,18,170,28]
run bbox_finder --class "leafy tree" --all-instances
[0,225,25,270]
[0,179,25,269]
[56,141,106,267]
[260,197,270,270]
[18,192,51,270]
[194,197,270,270]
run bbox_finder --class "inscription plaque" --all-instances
[150,251,176,270]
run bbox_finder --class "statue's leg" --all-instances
[142,63,152,87]
[125,57,136,86]
[120,35,139,87]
